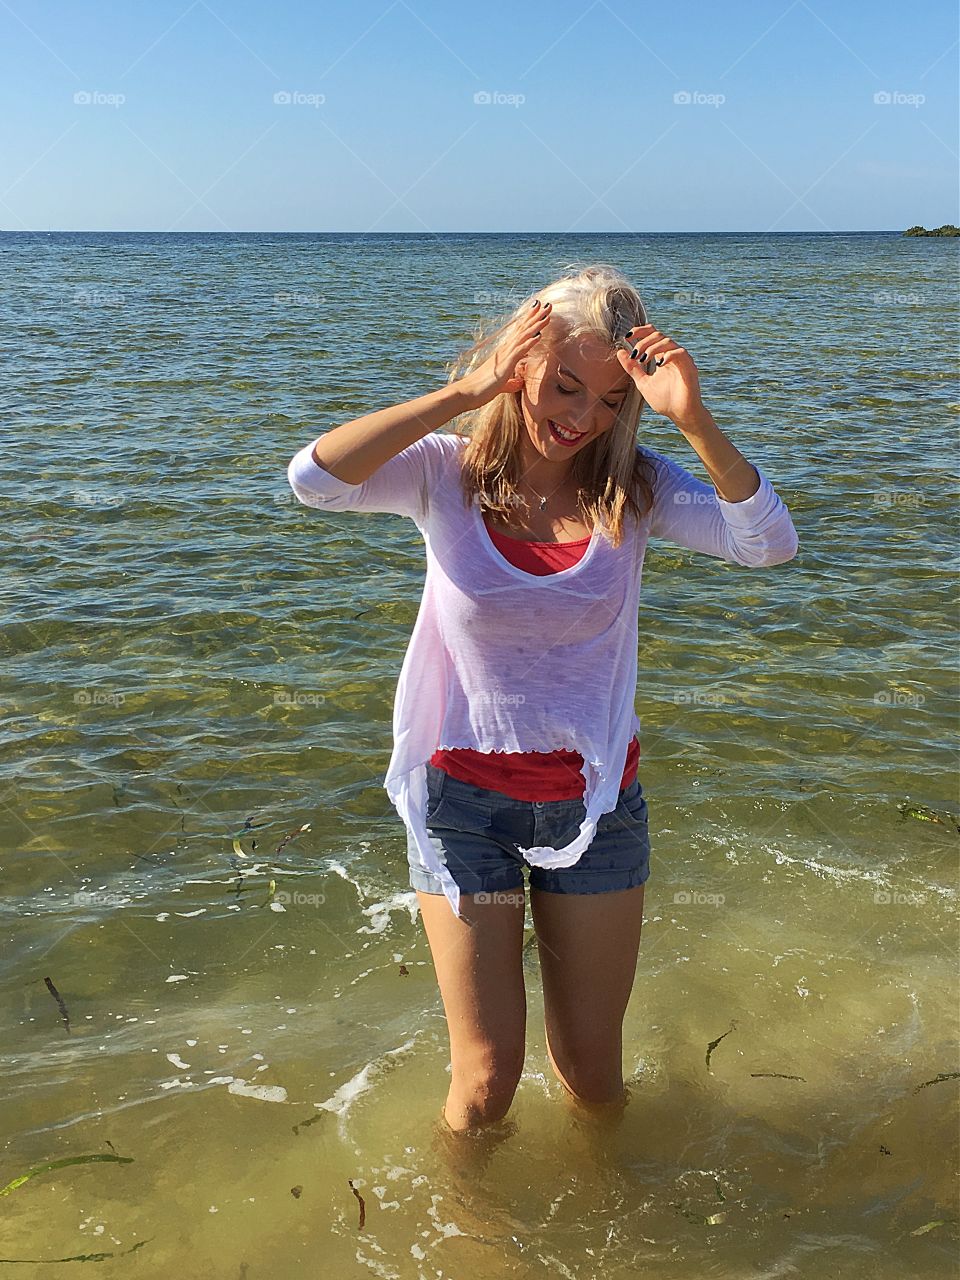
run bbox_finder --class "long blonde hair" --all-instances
[443,263,657,548]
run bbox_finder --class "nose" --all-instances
[566,408,594,434]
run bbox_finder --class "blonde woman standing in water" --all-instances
[287,264,799,1136]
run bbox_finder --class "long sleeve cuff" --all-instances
[714,467,781,527]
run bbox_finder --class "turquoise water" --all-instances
[1,231,958,1276]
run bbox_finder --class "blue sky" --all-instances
[1,0,956,231]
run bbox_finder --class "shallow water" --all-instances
[1,231,958,1276]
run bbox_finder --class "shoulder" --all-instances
[635,442,701,492]
[429,428,469,458]
[634,442,672,497]
[393,428,467,481]
[420,428,469,482]
[635,442,670,475]
[408,428,468,464]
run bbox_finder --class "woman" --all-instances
[287,263,799,1136]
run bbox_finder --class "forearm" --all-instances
[673,404,760,503]
[310,382,479,485]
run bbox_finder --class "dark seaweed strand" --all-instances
[705,1022,737,1072]
[750,1072,806,1081]
[348,1179,366,1230]
[0,1239,150,1264]
[292,1110,327,1136]
[913,1071,960,1093]
[275,822,308,857]
[43,977,71,1034]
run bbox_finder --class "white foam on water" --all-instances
[359,889,420,934]
[322,858,421,936]
[325,858,383,904]
[768,844,957,901]
[227,1079,288,1103]
[425,1192,466,1240]
[310,1034,422,1139]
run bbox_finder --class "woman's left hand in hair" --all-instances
[615,325,705,429]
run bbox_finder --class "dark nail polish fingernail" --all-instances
[532,299,540,309]
[534,330,541,337]
[629,347,638,359]
[624,328,633,338]
[638,351,647,362]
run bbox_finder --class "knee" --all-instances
[447,1048,524,1128]
[546,1035,624,1105]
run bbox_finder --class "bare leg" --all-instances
[415,888,527,1133]
[530,883,645,1112]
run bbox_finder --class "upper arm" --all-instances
[643,446,800,567]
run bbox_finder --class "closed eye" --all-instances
[556,383,623,410]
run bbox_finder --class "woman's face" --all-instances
[517,334,633,466]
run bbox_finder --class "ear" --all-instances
[503,357,527,394]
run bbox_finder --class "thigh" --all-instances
[530,883,645,1057]
[415,888,528,1071]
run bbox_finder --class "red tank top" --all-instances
[429,518,641,801]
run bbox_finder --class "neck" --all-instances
[516,432,575,494]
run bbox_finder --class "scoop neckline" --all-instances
[483,514,593,546]
[473,499,602,583]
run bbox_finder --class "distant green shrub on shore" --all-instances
[904,224,959,237]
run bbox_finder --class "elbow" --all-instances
[286,455,331,509]
[730,508,800,567]
[286,460,311,507]
[737,529,800,567]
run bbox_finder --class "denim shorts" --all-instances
[407,761,651,897]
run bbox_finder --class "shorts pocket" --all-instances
[424,767,495,833]
[596,779,649,833]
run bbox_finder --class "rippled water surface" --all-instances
[1,232,958,1277]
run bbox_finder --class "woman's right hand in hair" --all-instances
[456,301,553,408]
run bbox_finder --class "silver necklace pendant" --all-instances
[538,496,547,511]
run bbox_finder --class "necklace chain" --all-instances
[523,476,567,511]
